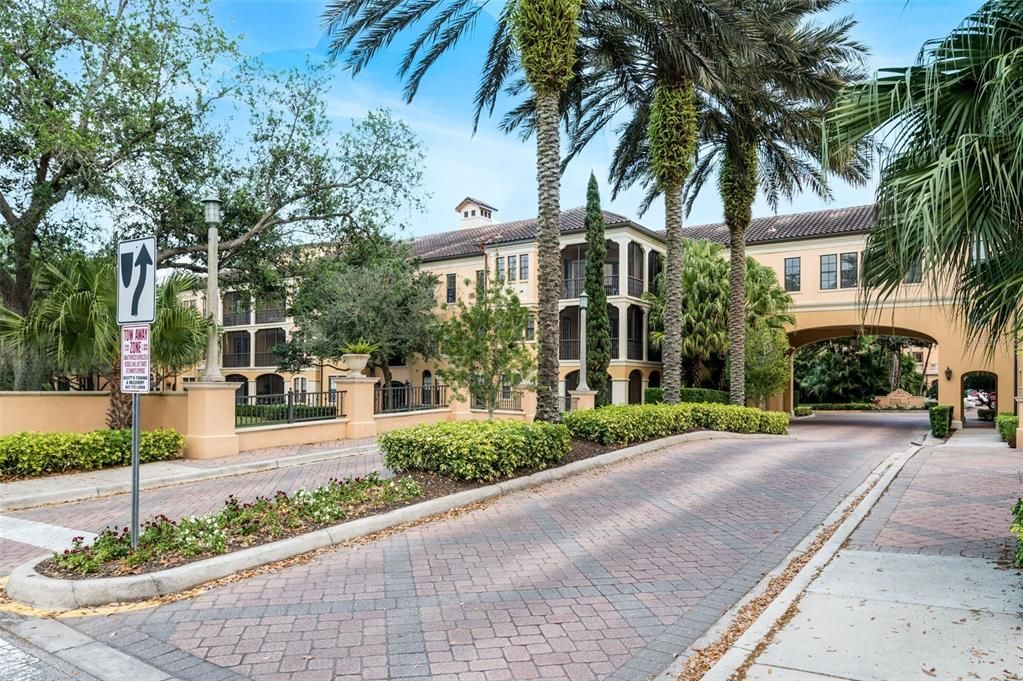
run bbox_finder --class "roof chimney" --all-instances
[455,197,497,229]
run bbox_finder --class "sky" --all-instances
[209,0,981,238]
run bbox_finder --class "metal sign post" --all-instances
[117,236,156,550]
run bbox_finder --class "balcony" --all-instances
[627,275,644,297]
[255,307,286,324]
[604,275,619,296]
[627,339,644,360]
[223,353,249,368]
[223,310,251,327]
[562,277,585,299]
[610,337,619,359]
[560,339,580,360]
[254,351,281,367]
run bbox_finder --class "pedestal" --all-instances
[183,382,240,459]
[338,375,379,438]
[569,389,598,411]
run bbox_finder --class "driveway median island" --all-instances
[5,405,788,610]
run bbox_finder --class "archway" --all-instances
[226,374,248,402]
[960,370,997,428]
[648,370,661,388]
[564,370,614,406]
[256,374,284,396]
[628,370,643,405]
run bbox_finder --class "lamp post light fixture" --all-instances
[201,193,224,382]
[578,291,589,392]
[944,366,953,381]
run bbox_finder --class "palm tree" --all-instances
[682,2,869,404]
[323,0,580,421]
[0,256,208,428]
[826,0,1023,342]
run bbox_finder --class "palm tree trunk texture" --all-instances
[920,344,932,396]
[533,90,563,422]
[106,354,132,430]
[727,226,747,405]
[661,184,684,404]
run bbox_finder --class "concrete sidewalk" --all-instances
[735,428,1023,680]
[0,438,377,511]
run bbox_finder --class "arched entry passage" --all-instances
[960,370,997,428]
[226,374,248,402]
[628,370,643,404]
[256,374,284,396]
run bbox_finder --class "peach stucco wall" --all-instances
[0,392,109,434]
[236,419,350,451]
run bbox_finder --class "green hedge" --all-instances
[794,406,814,417]
[1012,498,1023,567]
[0,429,184,477]
[805,402,879,411]
[236,403,338,422]
[644,387,730,405]
[977,407,996,422]
[379,420,571,483]
[995,413,1018,447]
[563,403,788,446]
[929,405,953,438]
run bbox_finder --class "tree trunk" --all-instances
[8,219,37,315]
[106,358,132,430]
[920,344,932,396]
[661,183,684,404]
[889,346,902,392]
[727,223,748,405]
[533,90,563,422]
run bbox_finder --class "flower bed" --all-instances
[44,473,423,578]
[380,420,571,482]
[563,403,788,447]
[0,429,182,480]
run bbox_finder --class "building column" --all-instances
[618,304,628,360]
[641,308,649,361]
[639,244,648,293]
[615,238,630,296]
[182,382,240,459]
[611,379,629,405]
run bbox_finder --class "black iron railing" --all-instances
[627,339,644,360]
[562,277,585,298]
[223,310,250,327]
[627,275,644,297]
[604,275,619,296]
[235,391,345,428]
[255,307,286,324]
[254,351,282,367]
[560,339,580,360]
[223,352,249,368]
[610,338,620,359]
[374,384,449,414]
[472,391,524,411]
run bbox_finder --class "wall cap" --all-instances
[236,418,349,434]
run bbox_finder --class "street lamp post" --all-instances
[578,291,590,392]
[201,193,224,382]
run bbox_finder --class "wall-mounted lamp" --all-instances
[944,366,953,381]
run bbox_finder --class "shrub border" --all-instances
[6,431,785,611]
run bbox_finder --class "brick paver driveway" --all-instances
[43,413,927,681]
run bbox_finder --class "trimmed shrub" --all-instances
[995,413,1018,447]
[794,406,814,417]
[563,403,788,446]
[379,420,571,483]
[1012,498,1023,567]
[806,403,879,411]
[644,387,729,405]
[0,429,183,477]
[977,407,996,422]
[929,405,953,438]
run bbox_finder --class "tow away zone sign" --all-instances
[121,325,151,393]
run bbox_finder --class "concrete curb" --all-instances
[5,430,786,611]
[653,442,922,681]
[0,444,379,512]
[4,617,172,681]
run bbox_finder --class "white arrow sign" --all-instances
[117,237,156,325]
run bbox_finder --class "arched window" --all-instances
[226,374,249,402]
[256,374,284,397]
[422,370,434,406]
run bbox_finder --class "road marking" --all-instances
[0,516,96,552]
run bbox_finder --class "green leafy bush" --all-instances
[235,403,338,423]
[794,406,814,417]
[380,420,571,482]
[1012,498,1023,567]
[0,429,183,477]
[929,405,953,438]
[977,407,996,422]
[645,387,730,405]
[806,402,879,411]
[563,403,788,446]
[995,413,1018,447]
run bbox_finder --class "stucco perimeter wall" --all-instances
[782,303,1017,423]
[236,419,350,451]
[374,408,455,434]
[141,393,188,433]
[0,392,110,435]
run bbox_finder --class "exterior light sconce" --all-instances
[944,366,953,381]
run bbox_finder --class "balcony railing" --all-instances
[648,344,662,362]
[562,277,585,298]
[374,384,449,414]
[627,275,644,297]
[223,310,251,327]
[472,391,524,412]
[255,307,286,324]
[604,275,619,296]
[254,351,282,367]
[223,352,250,368]
[610,337,619,359]
[627,339,644,360]
[235,391,345,428]
[560,339,580,360]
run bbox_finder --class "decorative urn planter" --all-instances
[343,353,370,375]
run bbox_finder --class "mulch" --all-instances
[36,439,614,581]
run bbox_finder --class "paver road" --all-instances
[50,413,926,681]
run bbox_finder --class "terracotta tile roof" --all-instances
[412,207,642,262]
[681,204,875,246]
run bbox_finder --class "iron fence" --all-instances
[223,310,250,327]
[254,307,286,324]
[627,275,644,297]
[472,391,524,411]
[223,352,249,368]
[627,339,644,360]
[235,391,345,428]
[558,394,578,412]
[560,339,580,360]
[374,384,449,414]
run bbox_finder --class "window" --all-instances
[496,256,505,281]
[840,252,858,288]
[328,376,341,399]
[904,259,923,284]
[519,254,529,280]
[912,351,924,363]
[525,317,535,341]
[446,273,456,303]
[820,254,837,290]
[293,376,307,394]
[475,269,485,290]
[507,255,517,281]
[783,257,801,292]
[502,382,512,400]
[463,210,469,218]
[471,209,476,216]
